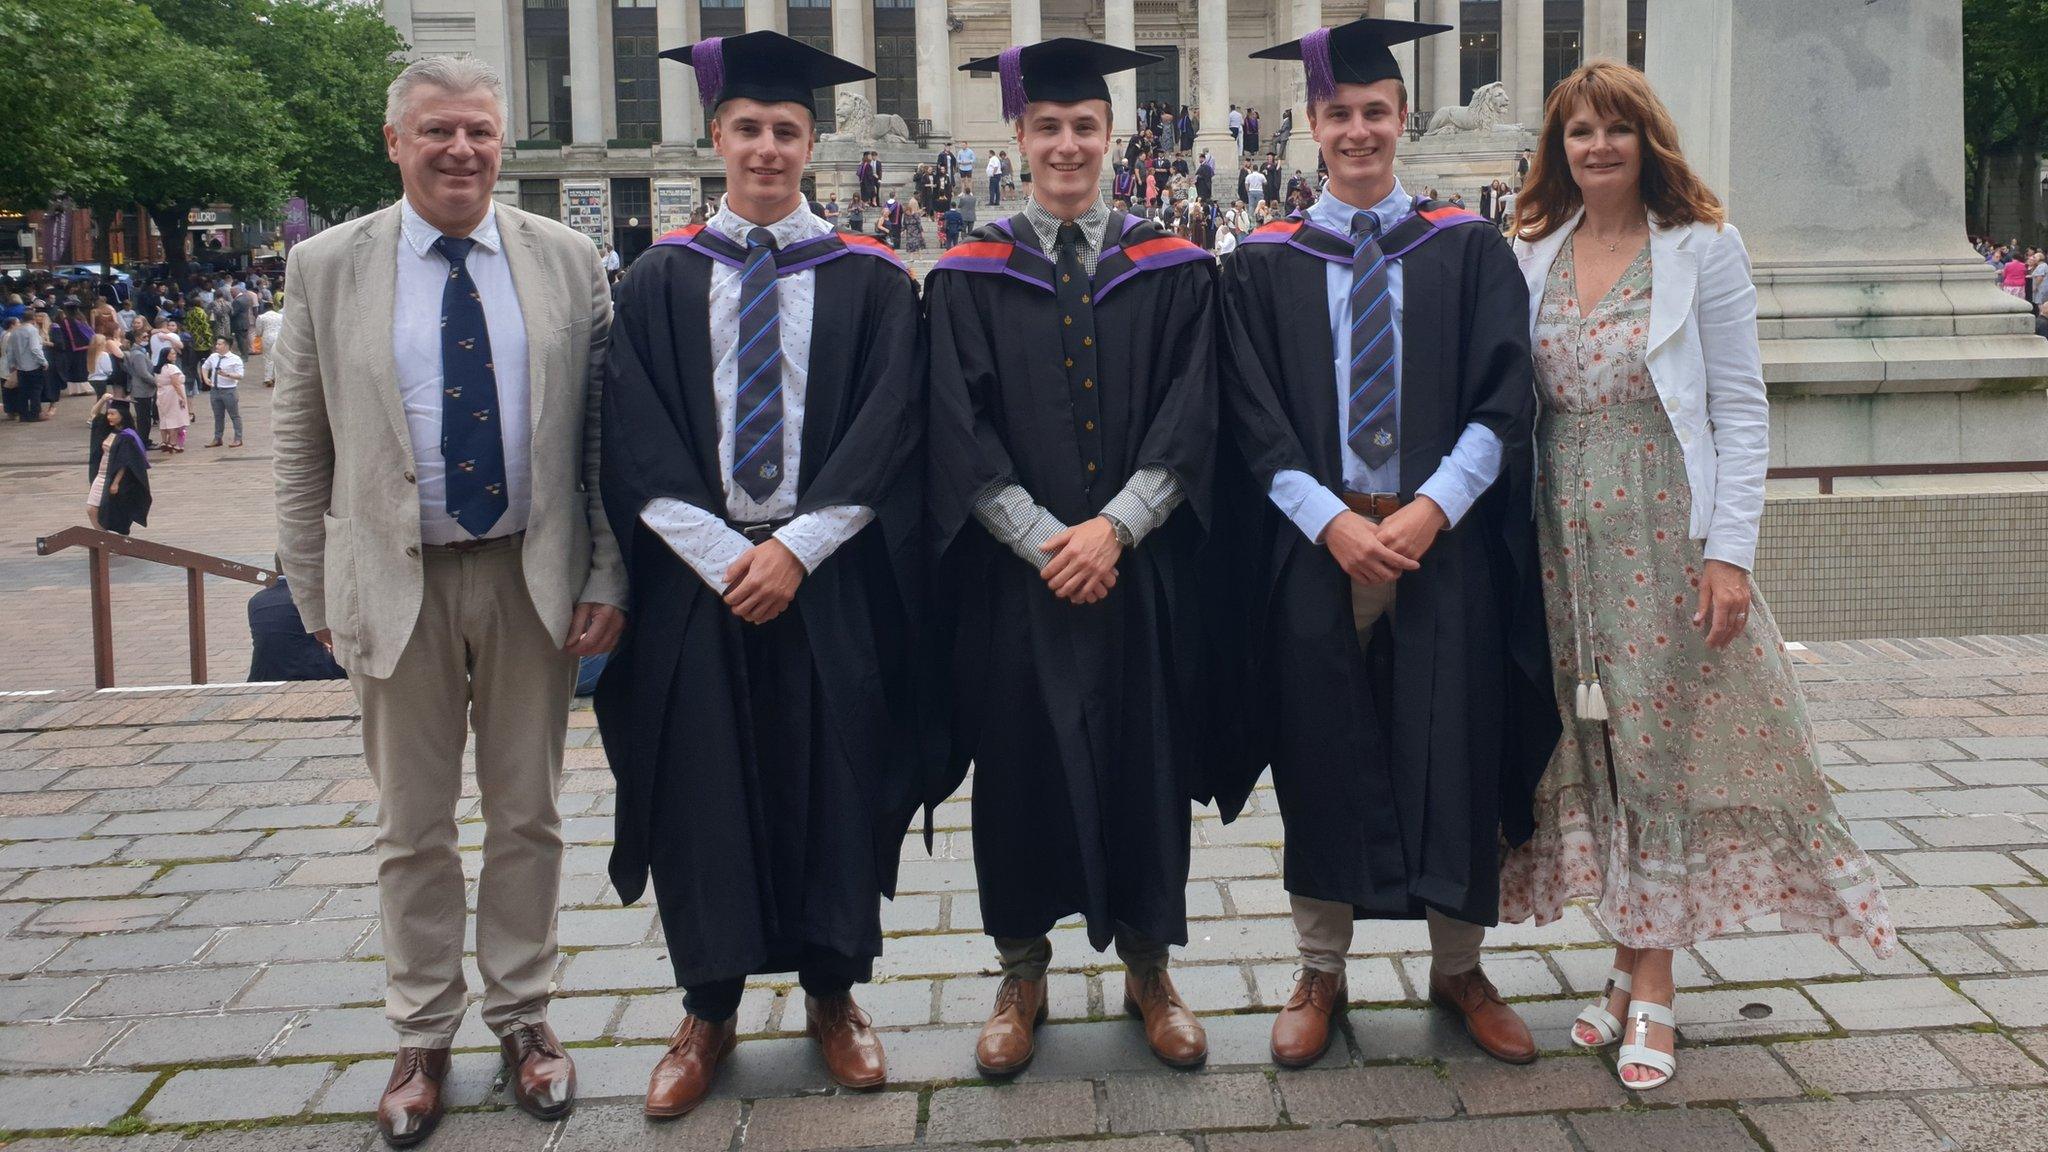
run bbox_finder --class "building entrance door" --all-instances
[1136,45,1181,119]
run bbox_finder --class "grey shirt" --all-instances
[970,195,1187,570]
[3,323,46,372]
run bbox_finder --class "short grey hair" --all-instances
[384,56,506,130]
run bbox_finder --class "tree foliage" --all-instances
[1963,0,2048,244]
[1,0,408,270]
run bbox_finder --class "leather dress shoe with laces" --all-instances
[1122,970,1208,1068]
[377,1046,450,1148]
[1270,968,1347,1067]
[806,993,887,1089]
[499,1021,576,1120]
[644,1015,737,1119]
[1430,965,1537,1064]
[975,976,1048,1076]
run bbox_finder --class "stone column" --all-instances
[1105,0,1137,131]
[1585,0,1627,62]
[1427,0,1462,118]
[914,0,953,139]
[746,0,786,33]
[1283,0,1322,175]
[832,0,876,112]
[1510,0,1545,126]
[657,0,700,145]
[1195,0,1234,159]
[1645,0,2048,467]
[1383,0,1418,110]
[1011,0,1041,46]
[568,0,605,145]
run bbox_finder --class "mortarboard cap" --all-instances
[1250,18,1451,107]
[661,30,874,118]
[959,37,1160,122]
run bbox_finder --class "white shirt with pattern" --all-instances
[639,197,874,593]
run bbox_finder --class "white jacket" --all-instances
[1514,210,1770,571]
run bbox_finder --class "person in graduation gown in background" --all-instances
[594,31,932,1120]
[1216,17,1560,1070]
[926,38,1221,1078]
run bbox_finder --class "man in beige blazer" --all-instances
[272,56,625,1148]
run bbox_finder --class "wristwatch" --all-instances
[1103,513,1136,549]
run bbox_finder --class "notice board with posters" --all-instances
[562,181,610,245]
[653,181,696,238]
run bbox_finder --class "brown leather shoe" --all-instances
[499,1021,576,1120]
[1270,968,1347,1067]
[1122,970,1208,1069]
[644,1015,737,1119]
[1429,965,1537,1064]
[376,1046,449,1148]
[974,976,1048,1076]
[806,993,887,1090]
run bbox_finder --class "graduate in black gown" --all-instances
[88,403,151,535]
[927,38,1221,1077]
[1216,18,1560,1068]
[593,31,931,1117]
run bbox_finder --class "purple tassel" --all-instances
[999,45,1027,121]
[1303,27,1337,107]
[692,37,726,112]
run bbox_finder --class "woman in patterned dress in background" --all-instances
[1499,61,1894,1091]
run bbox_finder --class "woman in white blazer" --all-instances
[1495,62,1894,1091]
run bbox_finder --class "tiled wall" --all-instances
[1754,492,2048,641]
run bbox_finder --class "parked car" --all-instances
[52,265,131,285]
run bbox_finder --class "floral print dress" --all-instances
[1498,236,1895,957]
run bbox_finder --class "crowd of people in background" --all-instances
[0,267,283,537]
[1976,236,2048,337]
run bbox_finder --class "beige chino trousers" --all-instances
[1287,577,1486,977]
[350,536,577,1048]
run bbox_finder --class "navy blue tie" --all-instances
[1345,210,1399,469]
[731,227,784,502]
[432,235,508,537]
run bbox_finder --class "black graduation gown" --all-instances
[1215,203,1559,926]
[926,212,1221,950]
[595,224,934,989]
[96,429,151,535]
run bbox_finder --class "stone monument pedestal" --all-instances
[1394,128,1535,206]
[1648,0,2048,474]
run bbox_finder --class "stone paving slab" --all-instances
[1,644,2048,1146]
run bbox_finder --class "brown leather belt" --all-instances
[426,531,523,554]
[1341,492,1406,519]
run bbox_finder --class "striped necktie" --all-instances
[731,226,784,502]
[432,235,507,536]
[1345,210,1399,469]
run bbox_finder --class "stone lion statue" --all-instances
[824,91,913,145]
[1424,81,1519,135]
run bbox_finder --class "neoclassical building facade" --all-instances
[380,1,1644,255]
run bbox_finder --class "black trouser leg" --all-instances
[681,978,745,1024]
[795,946,867,1003]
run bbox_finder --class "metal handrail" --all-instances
[34,526,279,690]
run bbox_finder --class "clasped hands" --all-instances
[723,538,805,624]
[1321,497,1447,585]
[1039,516,1122,606]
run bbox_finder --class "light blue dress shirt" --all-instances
[1267,180,1506,542]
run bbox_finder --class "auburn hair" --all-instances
[1514,60,1723,242]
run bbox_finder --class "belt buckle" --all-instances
[738,522,778,545]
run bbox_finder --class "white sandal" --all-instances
[1617,1000,1677,1090]
[1571,967,1632,1049]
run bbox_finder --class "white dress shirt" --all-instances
[201,351,243,389]
[394,198,532,545]
[640,197,874,593]
[1267,181,1505,543]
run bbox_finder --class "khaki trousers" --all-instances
[1286,578,1487,977]
[996,931,1169,981]
[350,537,577,1048]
